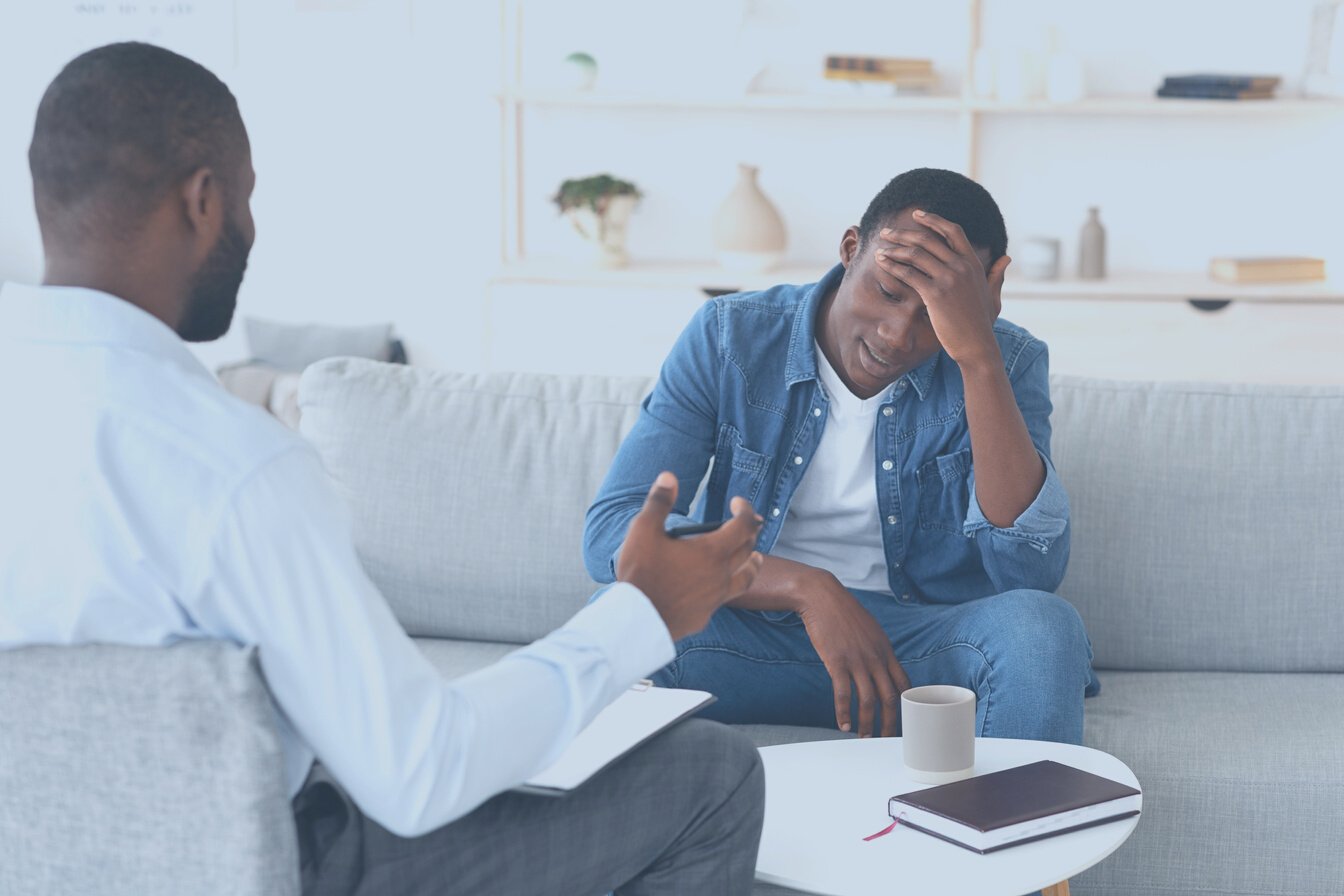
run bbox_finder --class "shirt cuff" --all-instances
[564,582,676,685]
[963,451,1069,553]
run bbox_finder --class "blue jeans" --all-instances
[651,588,1098,744]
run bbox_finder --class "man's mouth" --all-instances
[861,341,897,372]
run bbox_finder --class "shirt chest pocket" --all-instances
[709,424,772,506]
[917,448,972,535]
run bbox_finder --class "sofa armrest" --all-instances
[0,641,299,896]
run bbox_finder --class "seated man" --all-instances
[0,42,768,896]
[585,168,1098,742]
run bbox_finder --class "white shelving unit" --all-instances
[494,0,1344,305]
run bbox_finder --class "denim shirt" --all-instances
[583,264,1070,605]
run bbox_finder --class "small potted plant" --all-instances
[552,174,641,268]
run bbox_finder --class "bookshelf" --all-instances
[494,260,1344,306]
[490,0,1344,380]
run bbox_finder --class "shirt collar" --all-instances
[783,264,942,400]
[785,263,844,387]
[0,281,214,383]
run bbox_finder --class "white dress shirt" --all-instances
[0,282,674,837]
[770,342,897,594]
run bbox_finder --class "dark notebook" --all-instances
[888,760,1141,854]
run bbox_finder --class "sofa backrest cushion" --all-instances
[300,359,651,642]
[0,642,299,896]
[1051,376,1344,672]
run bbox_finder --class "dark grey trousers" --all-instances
[294,719,766,896]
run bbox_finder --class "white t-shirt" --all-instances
[770,343,897,594]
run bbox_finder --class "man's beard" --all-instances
[177,216,250,343]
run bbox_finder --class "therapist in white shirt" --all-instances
[0,42,767,896]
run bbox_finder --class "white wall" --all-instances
[0,0,501,372]
[3,1,1343,380]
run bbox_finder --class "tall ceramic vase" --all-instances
[567,194,638,268]
[713,164,787,272]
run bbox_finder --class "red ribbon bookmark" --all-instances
[863,815,903,841]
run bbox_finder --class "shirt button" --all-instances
[771,507,781,518]
[793,456,803,465]
[882,460,894,471]
[898,381,908,391]
[882,406,893,417]
[887,515,897,525]
[901,593,911,602]
[894,561,901,569]
[813,408,822,417]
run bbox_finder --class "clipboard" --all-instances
[514,681,716,796]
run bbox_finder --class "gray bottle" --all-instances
[1078,206,1106,280]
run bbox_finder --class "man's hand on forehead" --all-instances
[872,209,1010,367]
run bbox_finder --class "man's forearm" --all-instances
[959,350,1046,528]
[725,555,826,613]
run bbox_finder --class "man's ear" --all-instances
[179,166,222,254]
[839,226,861,269]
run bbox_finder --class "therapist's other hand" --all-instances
[618,472,764,641]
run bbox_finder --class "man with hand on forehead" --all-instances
[585,167,1098,742]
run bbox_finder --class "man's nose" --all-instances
[875,317,916,354]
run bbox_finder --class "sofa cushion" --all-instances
[302,360,654,642]
[1079,670,1344,896]
[0,642,299,896]
[1051,376,1344,673]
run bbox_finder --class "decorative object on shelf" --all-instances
[713,163,787,272]
[1019,237,1061,280]
[1078,207,1107,280]
[1303,0,1344,97]
[1044,29,1086,104]
[1209,256,1326,283]
[552,174,641,269]
[558,51,598,91]
[994,47,1043,103]
[1156,73,1281,100]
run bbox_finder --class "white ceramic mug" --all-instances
[901,685,976,784]
[1019,236,1061,280]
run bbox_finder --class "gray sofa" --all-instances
[4,360,1342,896]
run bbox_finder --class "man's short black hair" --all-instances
[29,41,244,241]
[857,167,1008,261]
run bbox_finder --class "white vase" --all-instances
[713,164,787,272]
[566,194,637,268]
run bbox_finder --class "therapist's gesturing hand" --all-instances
[618,472,764,641]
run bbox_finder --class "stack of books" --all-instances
[823,55,938,95]
[1155,74,1281,100]
[1209,256,1327,283]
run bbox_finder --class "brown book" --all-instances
[1209,256,1327,283]
[888,760,1141,854]
[824,55,934,81]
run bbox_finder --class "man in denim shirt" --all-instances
[585,169,1097,743]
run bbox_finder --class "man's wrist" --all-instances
[954,342,1006,381]
[787,565,840,613]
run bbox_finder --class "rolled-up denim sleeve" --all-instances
[582,300,722,583]
[961,341,1071,593]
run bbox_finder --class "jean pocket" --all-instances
[917,448,972,535]
[709,423,771,505]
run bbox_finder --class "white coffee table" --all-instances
[756,737,1141,896]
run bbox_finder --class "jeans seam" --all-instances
[677,645,827,668]
[899,641,995,735]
